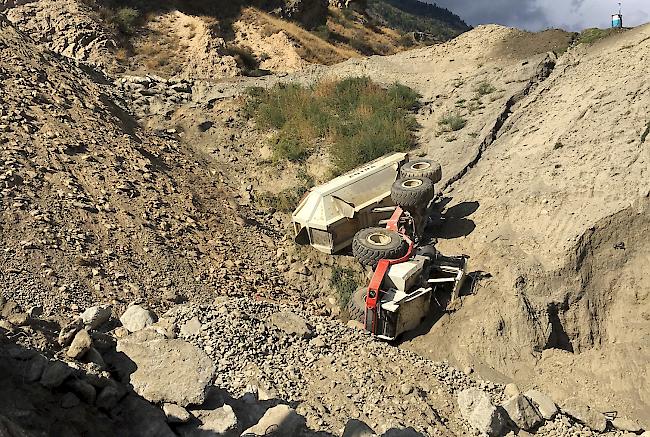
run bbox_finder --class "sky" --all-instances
[429,0,650,31]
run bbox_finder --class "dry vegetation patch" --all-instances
[244,77,421,174]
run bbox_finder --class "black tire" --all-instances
[391,177,434,211]
[401,159,442,183]
[352,227,408,268]
[346,286,367,323]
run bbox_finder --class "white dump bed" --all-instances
[292,153,407,253]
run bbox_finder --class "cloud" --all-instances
[429,0,650,31]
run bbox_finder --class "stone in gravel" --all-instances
[84,347,107,369]
[270,311,312,338]
[178,405,240,436]
[67,329,92,359]
[113,395,176,437]
[501,394,543,430]
[611,417,642,433]
[58,318,84,346]
[457,388,506,437]
[242,405,305,436]
[80,305,112,329]
[96,385,123,410]
[162,403,191,423]
[67,379,97,405]
[382,428,422,437]
[343,419,376,437]
[400,383,414,395]
[24,354,48,382]
[120,304,157,332]
[116,330,214,406]
[180,317,201,337]
[61,393,81,409]
[562,397,606,432]
[7,312,28,326]
[347,320,365,330]
[524,390,557,420]
[40,361,73,388]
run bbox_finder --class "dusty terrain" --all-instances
[1,0,649,435]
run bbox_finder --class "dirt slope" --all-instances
[401,24,650,423]
[0,13,291,322]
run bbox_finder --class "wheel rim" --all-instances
[401,178,424,189]
[412,162,431,171]
[366,232,392,247]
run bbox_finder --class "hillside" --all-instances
[2,0,470,79]
[368,0,470,42]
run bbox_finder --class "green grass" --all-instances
[641,122,650,144]
[438,112,466,132]
[330,266,360,309]
[577,28,619,45]
[245,77,421,173]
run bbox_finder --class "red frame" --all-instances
[364,207,414,334]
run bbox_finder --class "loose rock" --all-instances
[80,305,112,329]
[343,419,377,437]
[40,361,73,389]
[119,304,157,332]
[501,394,543,430]
[242,405,305,436]
[270,310,312,338]
[67,329,92,359]
[457,388,506,437]
[162,403,191,424]
[116,330,214,407]
[562,397,607,432]
[524,390,557,420]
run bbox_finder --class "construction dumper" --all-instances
[292,153,409,254]
[292,152,466,340]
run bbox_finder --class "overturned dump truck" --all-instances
[292,153,466,340]
[292,153,442,254]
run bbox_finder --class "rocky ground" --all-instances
[1,2,650,437]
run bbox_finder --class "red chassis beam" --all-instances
[364,207,414,334]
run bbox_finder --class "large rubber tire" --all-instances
[352,227,408,268]
[346,286,367,323]
[400,159,442,184]
[391,177,434,211]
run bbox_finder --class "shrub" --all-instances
[438,112,466,131]
[475,81,496,96]
[331,266,360,309]
[114,7,140,35]
[641,122,650,144]
[245,77,420,173]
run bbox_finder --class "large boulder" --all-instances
[457,388,507,437]
[561,397,607,433]
[524,390,557,420]
[501,394,543,430]
[116,330,214,407]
